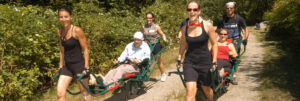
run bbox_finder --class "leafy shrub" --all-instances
[264,0,300,53]
[0,0,187,100]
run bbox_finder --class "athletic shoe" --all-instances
[160,73,167,82]
[231,76,238,85]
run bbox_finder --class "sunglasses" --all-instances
[187,8,199,12]
[226,7,234,10]
[219,33,228,35]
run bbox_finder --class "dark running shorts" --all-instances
[183,63,211,86]
[60,61,88,78]
[217,59,232,73]
[152,42,162,55]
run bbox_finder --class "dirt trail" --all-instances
[96,27,263,101]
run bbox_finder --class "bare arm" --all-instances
[156,25,167,42]
[206,22,218,63]
[57,29,64,68]
[244,27,249,40]
[228,43,238,58]
[178,25,187,62]
[141,26,145,34]
[75,27,89,68]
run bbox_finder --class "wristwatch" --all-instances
[84,67,90,71]
[212,62,217,66]
[177,60,182,65]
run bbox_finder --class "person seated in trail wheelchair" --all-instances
[90,32,151,88]
[215,29,238,77]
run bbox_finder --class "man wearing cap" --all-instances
[103,32,151,85]
[217,2,249,50]
[217,2,249,85]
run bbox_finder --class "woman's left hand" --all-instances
[163,37,168,42]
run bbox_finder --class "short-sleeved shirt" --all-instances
[217,14,247,31]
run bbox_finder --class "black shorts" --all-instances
[217,59,232,73]
[152,42,162,55]
[183,63,211,86]
[60,61,88,78]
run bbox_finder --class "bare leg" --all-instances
[156,55,165,74]
[186,82,197,101]
[201,85,214,101]
[57,75,73,101]
[77,78,92,101]
[220,68,225,77]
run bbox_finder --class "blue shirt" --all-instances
[117,41,151,62]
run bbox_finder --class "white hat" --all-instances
[133,32,144,40]
[226,2,235,7]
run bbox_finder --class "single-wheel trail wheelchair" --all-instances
[53,37,167,98]
[177,39,246,100]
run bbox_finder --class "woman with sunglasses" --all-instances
[215,29,238,77]
[177,1,218,101]
[142,12,168,82]
[56,7,91,101]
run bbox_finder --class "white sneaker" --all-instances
[160,73,167,82]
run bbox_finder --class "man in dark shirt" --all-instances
[217,2,249,48]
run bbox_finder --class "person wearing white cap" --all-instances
[101,32,151,86]
[217,2,249,85]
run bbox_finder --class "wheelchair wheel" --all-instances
[127,81,144,99]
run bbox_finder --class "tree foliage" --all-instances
[264,0,300,54]
[0,0,186,100]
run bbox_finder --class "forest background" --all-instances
[0,0,299,100]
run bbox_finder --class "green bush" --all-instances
[0,0,187,100]
[264,0,300,53]
[0,5,58,100]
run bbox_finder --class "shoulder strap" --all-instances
[222,14,226,24]
[185,20,188,36]
[60,28,66,41]
[70,25,74,37]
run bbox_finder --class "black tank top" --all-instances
[184,21,212,65]
[60,26,84,63]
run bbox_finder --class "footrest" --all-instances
[124,73,136,79]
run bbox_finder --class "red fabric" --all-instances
[227,38,232,43]
[217,46,230,60]
[108,84,120,91]
[187,20,203,29]
[124,73,135,79]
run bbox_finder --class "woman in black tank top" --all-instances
[177,1,218,101]
[56,7,91,101]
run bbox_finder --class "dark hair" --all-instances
[216,28,228,34]
[187,1,201,10]
[58,7,72,15]
[146,12,155,22]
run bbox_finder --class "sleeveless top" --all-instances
[60,26,84,64]
[217,45,230,60]
[184,21,212,65]
[144,23,159,44]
